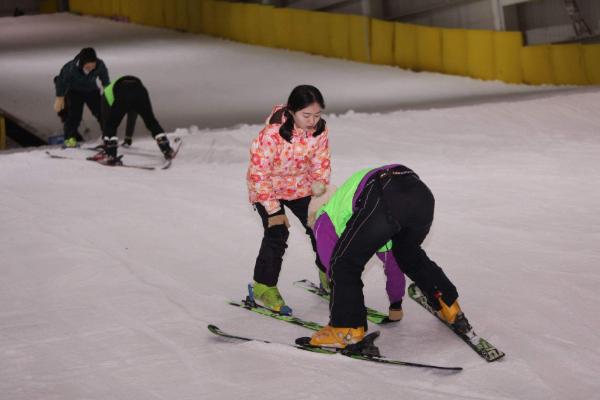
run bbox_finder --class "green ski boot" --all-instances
[251,282,292,315]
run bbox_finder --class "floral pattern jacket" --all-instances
[247,105,331,215]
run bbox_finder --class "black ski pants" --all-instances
[64,89,102,140]
[329,166,458,328]
[102,77,163,139]
[253,196,325,287]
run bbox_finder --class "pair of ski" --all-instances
[46,137,182,170]
[295,279,504,363]
[213,280,503,370]
[222,295,460,371]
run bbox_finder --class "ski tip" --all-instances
[295,336,312,346]
[365,330,381,340]
[279,305,293,316]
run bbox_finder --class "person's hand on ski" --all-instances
[54,96,65,113]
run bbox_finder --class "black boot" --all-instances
[103,136,121,165]
[155,133,174,160]
[122,135,132,147]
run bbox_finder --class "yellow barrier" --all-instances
[110,0,121,16]
[165,0,189,31]
[370,19,394,65]
[349,15,370,63]
[0,114,5,150]
[310,11,332,57]
[98,0,112,17]
[442,28,468,76]
[329,13,350,60]
[521,45,555,85]
[290,9,312,53]
[273,8,293,49]
[242,4,261,45]
[201,1,217,36]
[417,25,442,72]
[187,0,203,34]
[68,0,600,87]
[583,44,600,84]
[258,6,276,48]
[40,0,58,13]
[394,22,418,70]
[551,44,588,85]
[494,31,523,84]
[467,29,495,80]
[214,2,233,39]
[230,3,245,42]
[68,0,81,13]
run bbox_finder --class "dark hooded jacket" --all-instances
[54,51,110,97]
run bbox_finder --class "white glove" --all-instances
[307,184,337,228]
[54,97,65,113]
[311,181,326,197]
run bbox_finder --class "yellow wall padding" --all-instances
[99,0,114,17]
[493,31,523,84]
[370,18,394,65]
[273,8,293,49]
[290,9,312,53]
[214,2,232,39]
[310,11,332,57]
[141,0,164,27]
[394,22,418,70]
[68,0,84,14]
[442,28,468,76]
[40,0,58,13]
[165,0,189,31]
[349,15,370,63]
[242,4,262,45]
[229,3,246,42]
[122,0,142,25]
[329,13,350,60]
[416,25,442,72]
[258,6,276,48]
[187,0,203,34]
[551,44,588,85]
[110,0,122,16]
[201,1,217,36]
[583,44,600,84]
[521,45,555,85]
[467,29,495,80]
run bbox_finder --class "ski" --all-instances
[228,299,324,331]
[48,137,182,170]
[293,279,396,325]
[208,324,462,371]
[407,283,505,362]
[46,150,157,170]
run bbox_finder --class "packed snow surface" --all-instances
[1,12,600,400]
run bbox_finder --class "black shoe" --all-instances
[122,137,132,147]
[451,313,472,334]
[156,134,173,159]
[103,136,118,159]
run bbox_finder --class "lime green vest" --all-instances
[103,79,118,106]
[318,168,392,252]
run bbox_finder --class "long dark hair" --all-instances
[269,85,326,142]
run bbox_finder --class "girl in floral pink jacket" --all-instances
[246,85,331,315]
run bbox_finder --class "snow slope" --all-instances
[1,87,600,399]
[0,12,570,142]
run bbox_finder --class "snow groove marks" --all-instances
[184,128,253,165]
